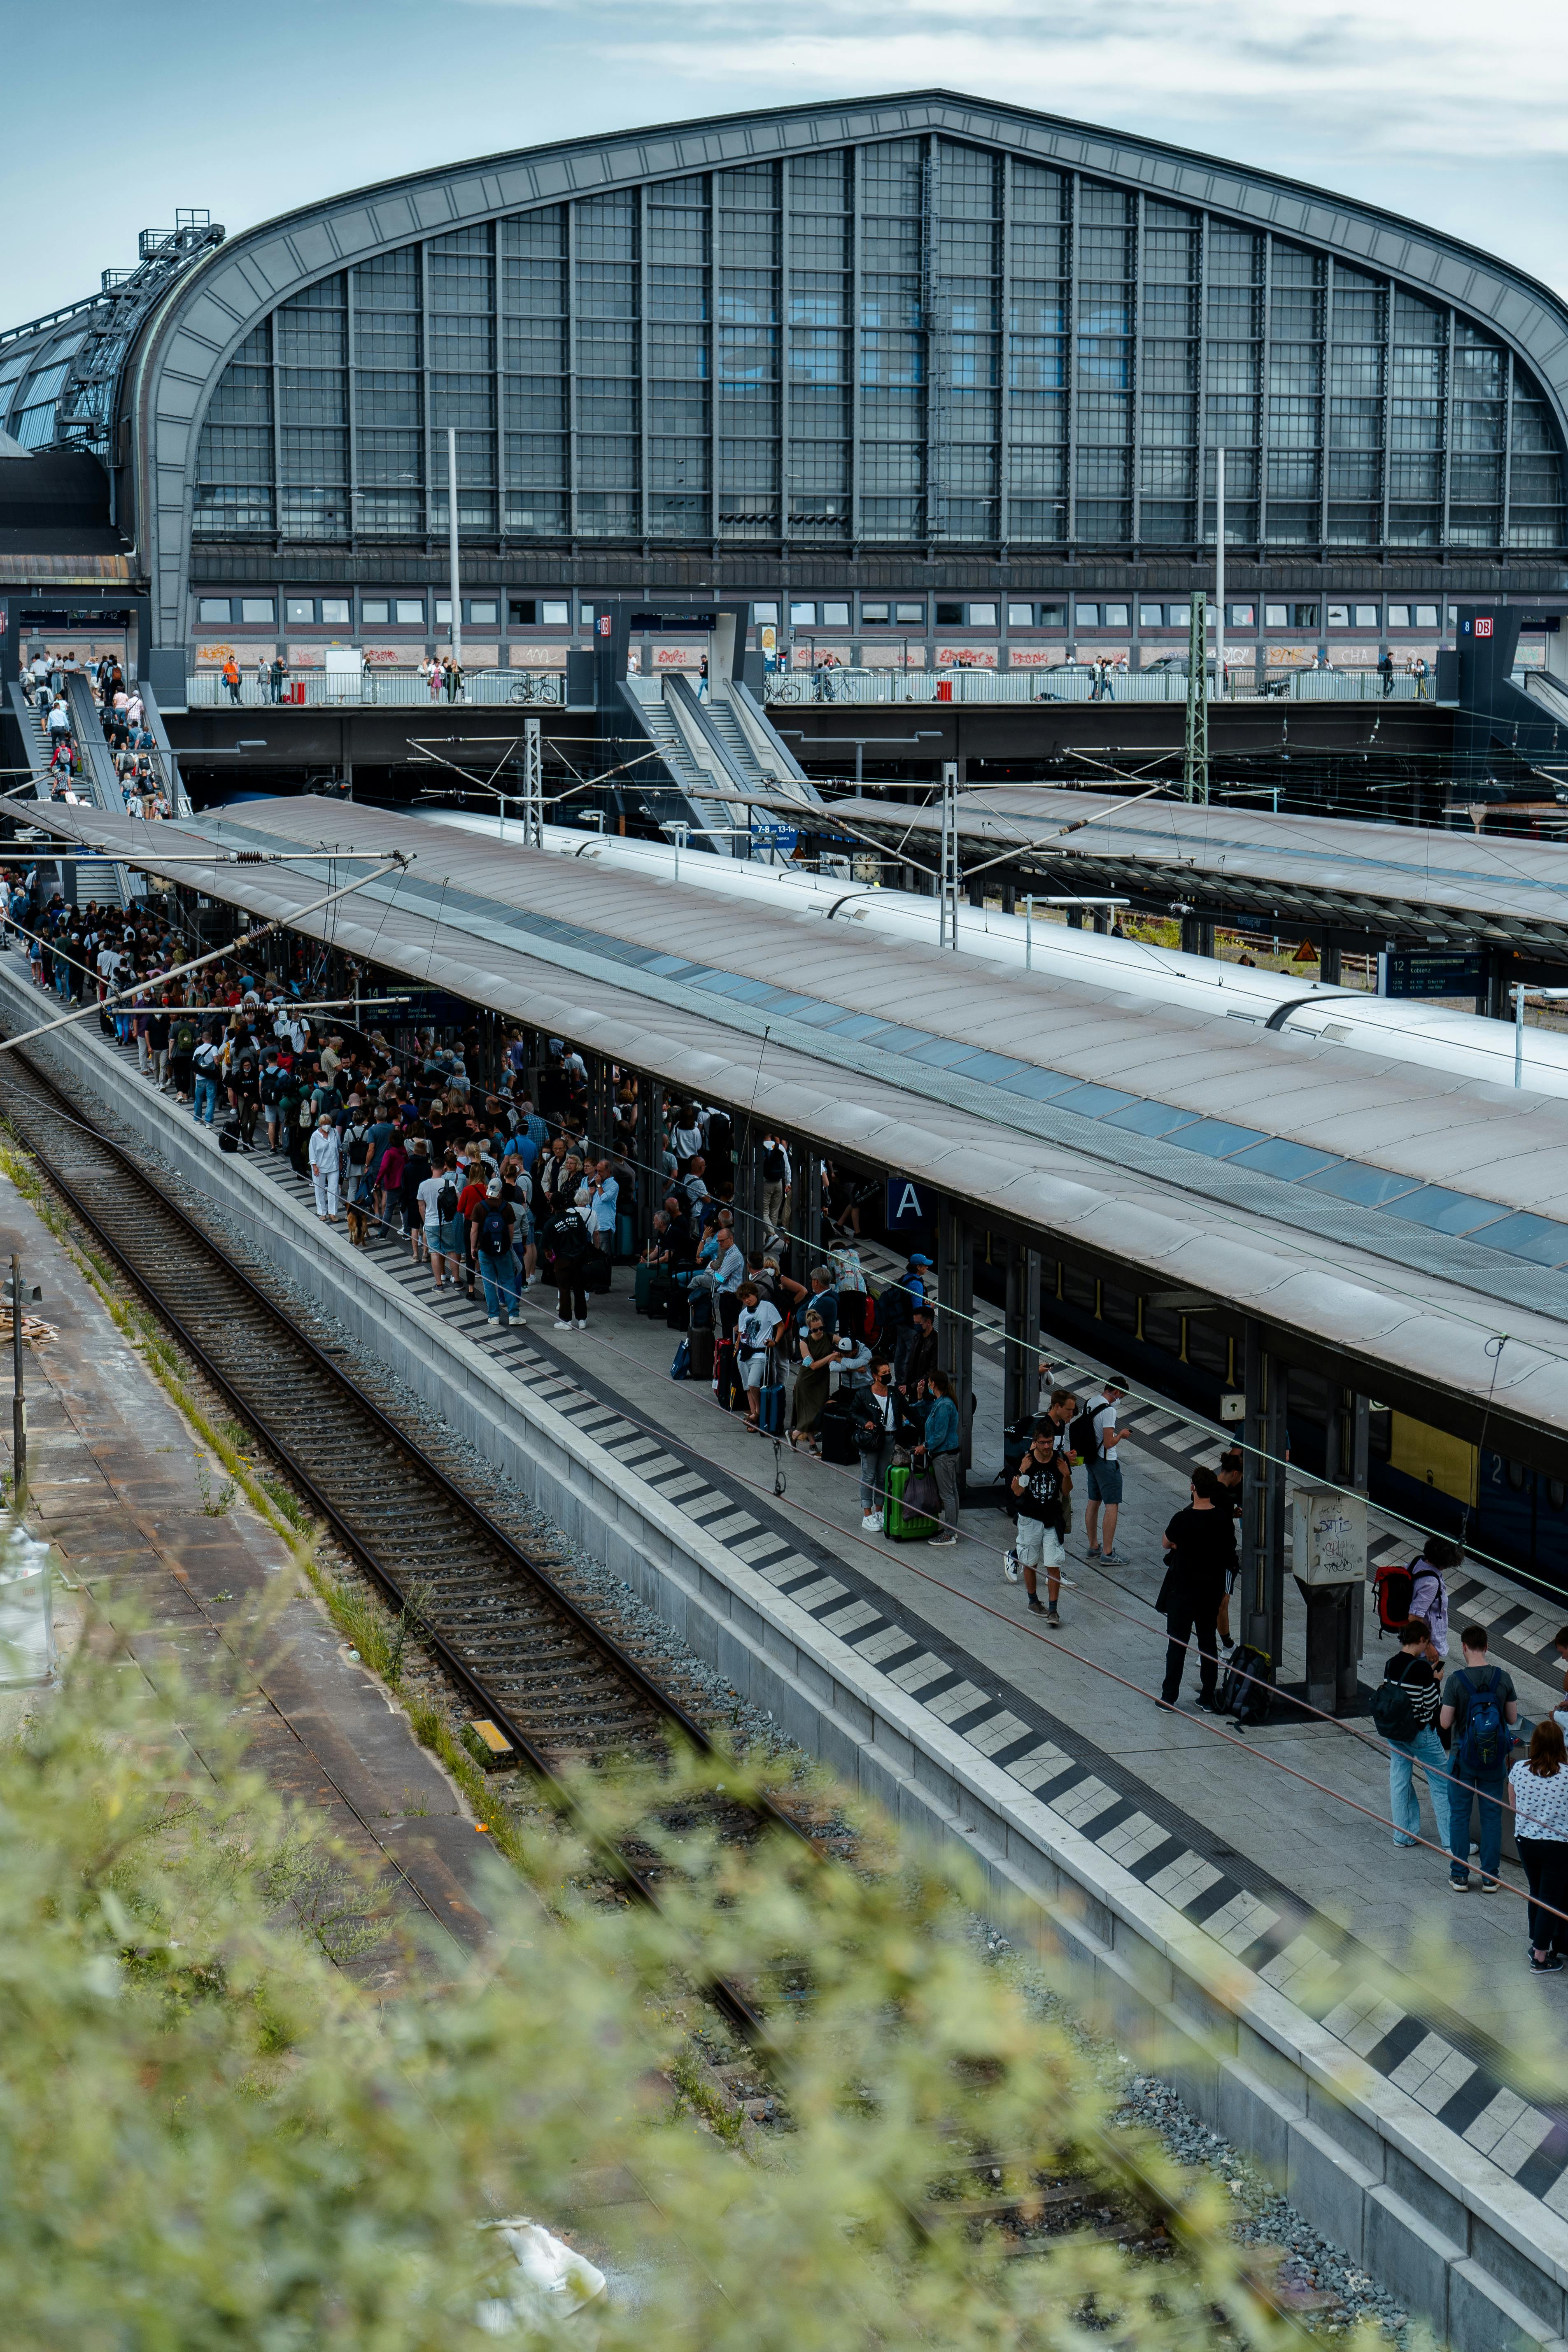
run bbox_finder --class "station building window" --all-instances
[753,601,780,623]
[821,600,850,625]
[198,598,232,624]
[1138,603,1164,628]
[395,598,425,625]
[968,601,997,625]
[790,601,816,624]
[286,598,315,624]
[362,599,390,624]
[322,598,350,626]
[239,597,275,624]
[935,601,964,625]
[894,601,925,623]
[540,600,570,624]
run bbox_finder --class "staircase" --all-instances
[63,678,140,908]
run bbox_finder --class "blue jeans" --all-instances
[857,1438,890,1517]
[193,1076,218,1125]
[1448,1762,1509,1881]
[478,1248,518,1323]
[1387,1727,1451,1847]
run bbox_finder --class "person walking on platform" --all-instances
[1007,1411,1072,1621]
[1442,1625,1519,1892]
[473,1179,518,1327]
[1372,1616,1449,1849]
[309,1113,342,1223]
[1079,1375,1128,1564]
[919,1369,962,1546]
[191,1027,222,1127]
[1158,1466,1235,1710]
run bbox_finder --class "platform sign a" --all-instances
[885,1177,928,1230]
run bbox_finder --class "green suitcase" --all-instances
[883,1463,938,1542]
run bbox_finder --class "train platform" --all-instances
[7,962,1568,2351]
[0,1138,495,1972]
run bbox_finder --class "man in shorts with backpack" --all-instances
[1441,1624,1519,1891]
[1074,1376,1128,1565]
[1005,1394,1076,1621]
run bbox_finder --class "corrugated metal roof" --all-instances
[20,795,1568,1448]
[805,790,1568,949]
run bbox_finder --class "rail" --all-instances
[764,667,1433,707]
[186,668,563,710]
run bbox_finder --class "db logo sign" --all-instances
[1475,617,1494,638]
[597,615,612,636]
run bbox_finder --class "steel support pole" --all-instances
[1003,1244,1042,1430]
[1213,444,1226,704]
[939,761,960,949]
[937,1202,975,1474]
[446,428,462,674]
[1241,1320,1285,1666]
[521,715,543,849]
[802,1147,824,1261]
[1183,591,1209,804]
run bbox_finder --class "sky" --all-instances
[3,0,1564,324]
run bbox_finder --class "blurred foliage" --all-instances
[0,1623,1364,2352]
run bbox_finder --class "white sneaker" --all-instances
[575,1317,588,1330]
[553,1318,571,1330]
[861,1511,882,1532]
[486,1317,498,1327]
[1003,1549,1020,1583]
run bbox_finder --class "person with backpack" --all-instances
[171,1009,200,1103]
[1373,1535,1457,1661]
[1157,1466,1237,1710]
[472,1179,518,1327]
[420,1154,466,1290]
[1371,1615,1451,1850]
[1441,1624,1519,1892]
[900,1303,938,1400]
[1074,1376,1129,1565]
[191,1027,223,1127]
[1508,1718,1568,1973]
[543,1195,595,1331]
[341,1106,373,1208]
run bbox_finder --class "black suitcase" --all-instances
[689,1325,715,1381]
[665,1284,690,1331]
[715,1337,743,1413]
[819,1398,856,1466]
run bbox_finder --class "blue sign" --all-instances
[885,1176,929,1230]
[753,822,797,851]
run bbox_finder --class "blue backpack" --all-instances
[1456,1668,1507,1774]
[669,1338,690,1381]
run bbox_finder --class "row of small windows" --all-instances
[191,145,1566,545]
[196,590,1454,633]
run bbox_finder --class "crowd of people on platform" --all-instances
[18,649,171,816]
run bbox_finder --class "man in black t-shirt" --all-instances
[1159,1467,1237,1710]
[1440,1625,1519,1890]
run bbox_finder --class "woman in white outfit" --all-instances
[309,1113,342,1222]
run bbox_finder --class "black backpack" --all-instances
[479,1205,510,1256]
[345,1123,370,1167]
[1370,1669,1422,1744]
[1069,1406,1101,1464]
[762,1143,786,1181]
[1219,1645,1273,1729]
[437,1180,459,1222]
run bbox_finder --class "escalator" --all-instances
[616,670,817,855]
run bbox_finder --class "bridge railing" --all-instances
[762,667,1431,707]
[185,668,562,710]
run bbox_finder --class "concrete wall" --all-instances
[5,962,1564,2352]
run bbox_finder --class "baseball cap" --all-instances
[907,1252,934,1267]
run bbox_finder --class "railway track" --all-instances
[0,1039,807,2019]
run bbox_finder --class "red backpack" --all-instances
[1373,1560,1415,1636]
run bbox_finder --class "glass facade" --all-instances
[189,139,1567,552]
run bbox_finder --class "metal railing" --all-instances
[763,666,1432,708]
[186,667,563,710]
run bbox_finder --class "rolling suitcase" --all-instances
[883,1463,938,1542]
[688,1325,715,1382]
[757,1372,786,1434]
[818,1397,856,1466]
[665,1283,690,1331]
[634,1262,655,1313]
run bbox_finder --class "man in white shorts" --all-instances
[1005,1393,1075,1622]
